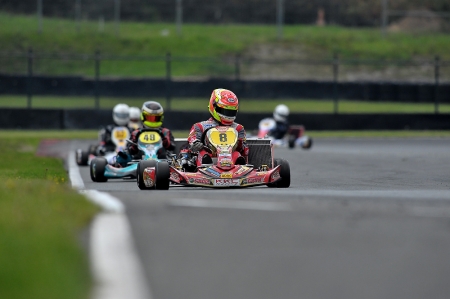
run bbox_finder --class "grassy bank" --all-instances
[2,95,450,113]
[1,13,449,77]
[0,134,98,299]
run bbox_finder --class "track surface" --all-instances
[74,138,450,299]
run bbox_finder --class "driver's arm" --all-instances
[161,128,175,151]
[127,129,141,155]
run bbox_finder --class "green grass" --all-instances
[2,95,450,113]
[0,12,449,77]
[0,134,99,299]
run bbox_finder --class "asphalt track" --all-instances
[72,138,450,299]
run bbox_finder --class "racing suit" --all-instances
[185,117,249,167]
[269,120,289,140]
[115,127,175,167]
[96,124,133,154]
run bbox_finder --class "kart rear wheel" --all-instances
[90,157,108,182]
[301,137,313,149]
[288,135,296,149]
[137,160,157,190]
[156,161,170,190]
[76,149,89,166]
[267,158,290,188]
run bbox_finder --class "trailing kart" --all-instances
[76,126,130,166]
[90,128,167,182]
[137,126,290,189]
[257,118,312,149]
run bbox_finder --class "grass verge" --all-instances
[0,134,99,299]
[1,13,449,77]
[2,95,450,113]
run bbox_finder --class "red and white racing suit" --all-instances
[187,117,249,166]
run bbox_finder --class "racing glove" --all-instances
[189,140,204,152]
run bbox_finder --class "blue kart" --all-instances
[89,128,167,182]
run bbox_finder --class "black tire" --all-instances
[288,135,296,149]
[155,161,170,190]
[137,160,157,190]
[267,158,290,188]
[302,137,313,149]
[90,157,108,182]
[76,150,89,166]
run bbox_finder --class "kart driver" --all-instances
[182,88,249,169]
[128,106,142,130]
[95,103,131,155]
[114,101,175,167]
[269,104,290,140]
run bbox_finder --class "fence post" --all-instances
[381,0,388,38]
[176,0,183,37]
[95,50,100,110]
[434,55,440,114]
[235,54,240,81]
[333,52,339,114]
[37,0,43,34]
[276,0,284,40]
[166,52,172,111]
[27,48,33,109]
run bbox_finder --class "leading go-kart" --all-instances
[76,126,130,166]
[136,126,290,190]
[90,128,167,182]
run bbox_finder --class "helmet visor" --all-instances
[114,112,129,119]
[143,114,163,123]
[216,106,237,117]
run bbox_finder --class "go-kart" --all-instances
[257,118,312,149]
[136,126,290,190]
[90,128,167,182]
[76,126,130,166]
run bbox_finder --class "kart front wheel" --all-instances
[137,160,157,190]
[267,158,290,188]
[90,157,108,182]
[156,161,170,190]
[76,149,89,166]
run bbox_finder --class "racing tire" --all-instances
[137,160,157,190]
[90,157,108,182]
[267,158,290,188]
[155,161,170,190]
[301,137,313,149]
[76,149,89,166]
[288,135,296,149]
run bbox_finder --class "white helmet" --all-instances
[112,103,130,126]
[273,104,290,122]
[129,107,141,123]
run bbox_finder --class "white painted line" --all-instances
[90,214,153,299]
[81,190,125,214]
[169,198,291,211]
[68,151,85,190]
[67,149,153,299]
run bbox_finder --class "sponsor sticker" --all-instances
[213,179,240,186]
[188,178,211,185]
[220,159,232,168]
[220,173,233,178]
[235,166,249,175]
[246,177,264,184]
[143,167,155,187]
[170,172,180,183]
[271,170,280,180]
[205,168,220,177]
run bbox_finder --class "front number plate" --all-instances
[213,178,240,186]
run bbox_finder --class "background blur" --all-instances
[0,0,449,120]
